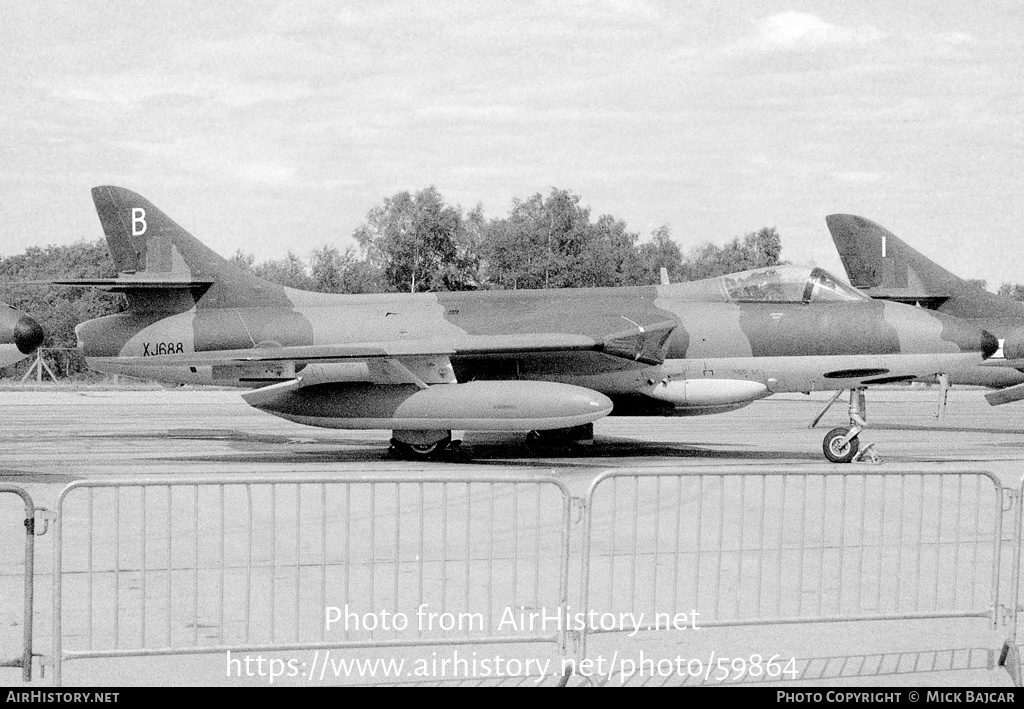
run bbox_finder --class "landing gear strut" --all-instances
[821,388,878,463]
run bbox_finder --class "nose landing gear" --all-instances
[821,388,879,463]
[823,426,859,463]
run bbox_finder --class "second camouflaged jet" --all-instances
[827,214,1024,407]
[57,187,997,462]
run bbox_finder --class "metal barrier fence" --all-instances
[578,469,1010,663]
[0,485,40,682]
[1001,479,1024,685]
[34,468,1024,685]
[51,475,573,686]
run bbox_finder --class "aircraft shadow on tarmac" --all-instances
[873,422,1024,436]
[0,469,82,484]
[140,428,824,467]
[446,436,822,466]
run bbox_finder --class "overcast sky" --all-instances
[1,1,1021,286]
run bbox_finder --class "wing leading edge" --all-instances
[94,322,678,369]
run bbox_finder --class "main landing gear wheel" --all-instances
[389,431,452,460]
[822,427,859,464]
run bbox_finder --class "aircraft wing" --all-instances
[102,333,598,367]
[95,324,677,368]
[19,278,214,296]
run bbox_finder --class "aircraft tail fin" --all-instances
[91,186,288,309]
[826,214,1015,319]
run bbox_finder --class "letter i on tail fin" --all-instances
[826,214,1018,319]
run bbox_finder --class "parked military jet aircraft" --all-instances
[827,214,1024,405]
[50,187,997,462]
[0,303,44,369]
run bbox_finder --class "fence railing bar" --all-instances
[244,484,252,645]
[395,482,402,640]
[193,485,199,648]
[934,476,945,611]
[953,477,963,609]
[0,485,36,682]
[141,486,148,648]
[875,477,886,613]
[166,485,172,649]
[114,486,121,649]
[837,475,849,616]
[856,476,867,612]
[87,488,94,652]
[715,476,724,620]
[270,483,277,644]
[736,476,746,619]
[320,483,327,643]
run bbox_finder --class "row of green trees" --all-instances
[230,188,784,293]
[0,187,785,376]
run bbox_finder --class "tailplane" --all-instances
[826,214,1019,320]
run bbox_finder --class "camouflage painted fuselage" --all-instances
[77,272,992,416]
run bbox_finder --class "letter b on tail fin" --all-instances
[93,184,239,282]
[132,208,147,236]
[90,185,291,308]
[92,185,188,275]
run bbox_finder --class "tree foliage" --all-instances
[353,187,481,293]
[634,225,685,284]
[999,283,1024,301]
[308,245,385,294]
[480,189,647,289]
[678,227,783,282]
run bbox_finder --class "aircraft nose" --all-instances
[14,315,44,354]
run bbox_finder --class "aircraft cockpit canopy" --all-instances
[721,266,868,303]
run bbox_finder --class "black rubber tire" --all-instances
[823,427,859,464]
[390,435,451,460]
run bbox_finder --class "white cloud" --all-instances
[542,0,660,21]
[109,139,302,188]
[726,11,884,54]
[51,71,313,108]
[831,171,884,183]
[336,0,659,26]
[416,104,523,122]
[935,31,976,46]
[236,161,298,186]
